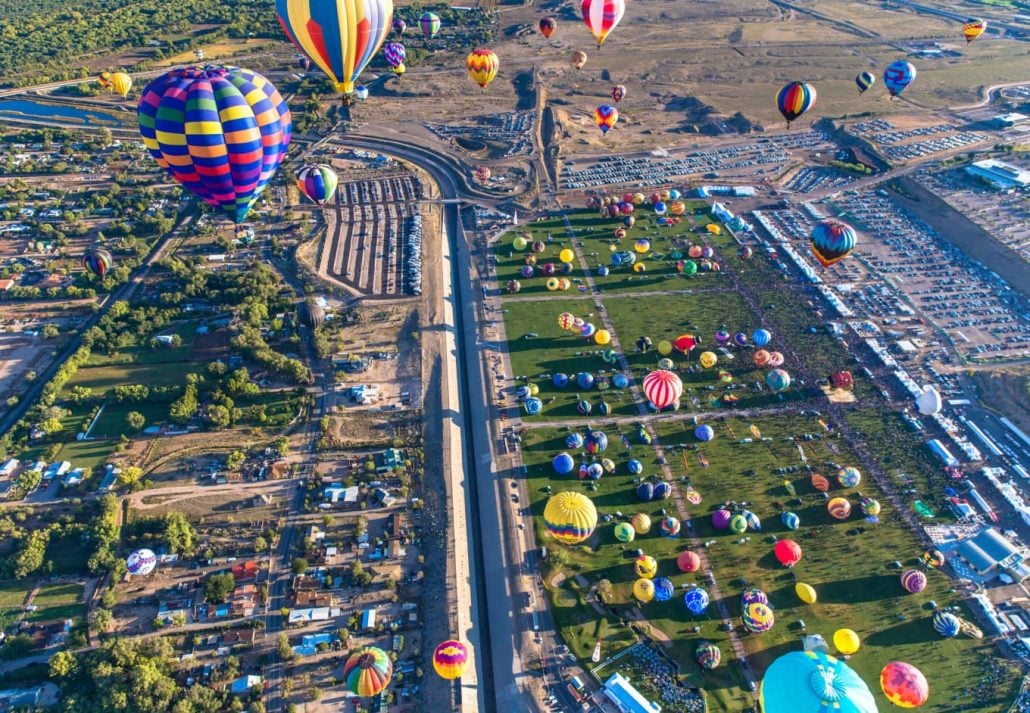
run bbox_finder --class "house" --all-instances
[229,675,262,696]
[294,590,333,608]
[231,561,259,582]
[43,461,70,480]
[61,469,85,488]
[389,540,406,559]
[306,525,325,543]
[375,448,405,474]
[360,608,377,630]
[0,459,18,477]
[0,686,44,710]
[22,619,72,650]
[603,672,662,713]
[292,575,321,592]
[154,335,176,346]
[230,584,257,617]
[0,279,15,293]
[157,598,192,625]
[324,483,360,506]
[221,629,260,648]
[374,488,397,508]
[98,469,117,493]
[287,607,333,624]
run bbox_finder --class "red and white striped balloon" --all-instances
[643,370,682,410]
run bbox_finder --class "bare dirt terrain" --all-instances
[975,368,1030,434]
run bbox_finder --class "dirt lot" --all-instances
[975,368,1030,434]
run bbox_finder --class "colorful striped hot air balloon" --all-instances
[433,640,469,679]
[901,569,927,594]
[383,41,406,69]
[883,60,916,97]
[855,71,875,94]
[611,84,626,102]
[963,18,987,44]
[343,646,393,697]
[696,641,721,670]
[539,16,557,37]
[642,369,682,410]
[543,492,597,545]
[880,661,929,708]
[581,0,625,47]
[138,66,291,226]
[276,0,394,97]
[810,219,857,268]
[392,17,406,34]
[420,11,441,39]
[466,48,499,89]
[296,164,339,206]
[776,81,816,128]
[594,104,618,134]
[933,612,961,638]
[82,246,113,277]
[741,601,775,633]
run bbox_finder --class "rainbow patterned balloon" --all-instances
[543,492,597,545]
[82,246,113,277]
[776,81,817,128]
[296,164,339,206]
[420,11,441,39]
[741,601,775,633]
[466,48,500,89]
[880,661,929,708]
[581,0,625,47]
[276,0,394,96]
[138,66,291,225]
[963,18,987,44]
[594,104,619,134]
[827,497,852,520]
[433,640,469,679]
[810,219,857,268]
[343,646,393,696]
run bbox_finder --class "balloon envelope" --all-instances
[632,577,655,602]
[901,569,927,594]
[880,661,929,708]
[343,647,393,696]
[296,164,339,206]
[126,548,157,576]
[653,577,674,602]
[614,522,635,542]
[696,641,721,670]
[677,550,701,572]
[684,587,709,615]
[916,386,942,416]
[760,651,876,713]
[933,611,960,637]
[795,582,817,604]
[833,628,860,655]
[543,492,598,545]
[643,370,683,410]
[774,539,803,567]
[883,60,916,97]
[433,640,469,679]
[581,0,625,47]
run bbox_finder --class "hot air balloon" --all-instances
[774,539,803,567]
[570,50,588,70]
[733,332,748,347]
[963,18,986,44]
[933,612,960,638]
[82,246,113,277]
[126,548,157,576]
[581,0,625,47]
[729,514,747,534]
[900,569,927,594]
[753,350,771,368]
[831,628,861,656]
[392,17,406,34]
[660,516,680,537]
[694,424,714,442]
[677,550,701,572]
[298,301,325,329]
[539,16,557,37]
[795,582,817,604]
[138,66,291,225]
[696,640,721,670]
[760,651,876,713]
[827,497,851,520]
[98,71,113,90]
[776,81,817,128]
[636,482,654,502]
[343,646,393,696]
[880,662,929,708]
[741,588,768,607]
[915,386,942,416]
[781,511,800,530]
[883,60,916,97]
[642,576,670,603]
[859,498,880,516]
[838,467,861,488]
[855,71,875,94]
[675,334,698,353]
[766,369,791,391]
[558,312,576,330]
[433,640,469,679]
[467,48,499,89]
[634,555,657,578]
[594,329,611,345]
[633,577,655,602]
[739,245,754,259]
[653,482,671,500]
[767,351,784,367]
[552,453,575,475]
[614,522,635,542]
[276,0,394,98]
[741,602,775,633]
[684,588,709,615]
[543,492,597,545]
[923,549,945,568]
[109,71,132,98]
[752,329,771,347]
[584,430,607,453]
[383,41,406,69]
[711,509,731,530]
[594,105,619,134]
[699,351,717,369]
[633,238,650,253]
[296,164,339,206]
[810,219,857,268]
[419,11,441,38]
[524,398,542,415]
[642,370,682,410]
[609,85,627,103]
[630,512,652,535]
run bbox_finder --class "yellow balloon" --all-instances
[633,262,646,273]
[594,329,611,345]
[657,340,672,356]
[632,577,655,602]
[109,71,132,98]
[630,513,651,534]
[833,628,860,655]
[513,236,528,250]
[559,248,575,263]
[528,383,539,395]
[699,351,717,369]
[795,582,817,604]
[546,277,559,291]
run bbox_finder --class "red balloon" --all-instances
[674,334,697,353]
[677,550,701,572]
[643,370,682,410]
[773,539,803,567]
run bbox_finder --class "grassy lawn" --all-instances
[85,321,198,367]
[25,582,85,624]
[91,402,169,438]
[0,581,32,632]
[45,532,90,576]
[67,362,198,395]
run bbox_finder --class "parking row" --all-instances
[404,214,423,296]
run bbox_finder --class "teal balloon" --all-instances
[760,651,876,713]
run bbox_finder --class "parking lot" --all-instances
[560,130,832,189]
[848,119,989,162]
[784,165,857,194]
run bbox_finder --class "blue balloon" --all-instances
[553,453,575,474]
[695,424,714,442]
[586,463,603,480]
[585,430,608,454]
[577,399,592,415]
[734,332,748,347]
[653,482,671,500]
[524,397,542,415]
[684,588,710,615]
[653,577,674,602]
[752,329,771,347]
[576,372,595,389]
[553,372,570,388]
[883,59,916,97]
[612,373,629,389]
[636,482,654,501]
[598,266,610,276]
[627,459,643,474]
[566,432,584,449]
[781,511,800,530]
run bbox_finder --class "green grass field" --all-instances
[501,205,1020,712]
[0,581,31,632]
[25,582,84,624]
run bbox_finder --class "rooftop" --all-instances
[603,672,662,713]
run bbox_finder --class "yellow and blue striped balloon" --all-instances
[138,66,291,225]
[276,0,394,96]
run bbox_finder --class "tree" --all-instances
[204,573,236,604]
[170,383,199,424]
[276,633,294,661]
[227,450,246,472]
[253,536,268,552]
[163,512,196,555]
[274,436,289,458]
[42,323,60,339]
[291,557,309,575]
[116,465,144,488]
[126,411,146,431]
[94,607,112,632]
[41,416,63,435]
[205,404,231,429]
[13,528,50,578]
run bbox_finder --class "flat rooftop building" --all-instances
[603,672,662,713]
[964,159,1030,190]
[956,527,1030,582]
